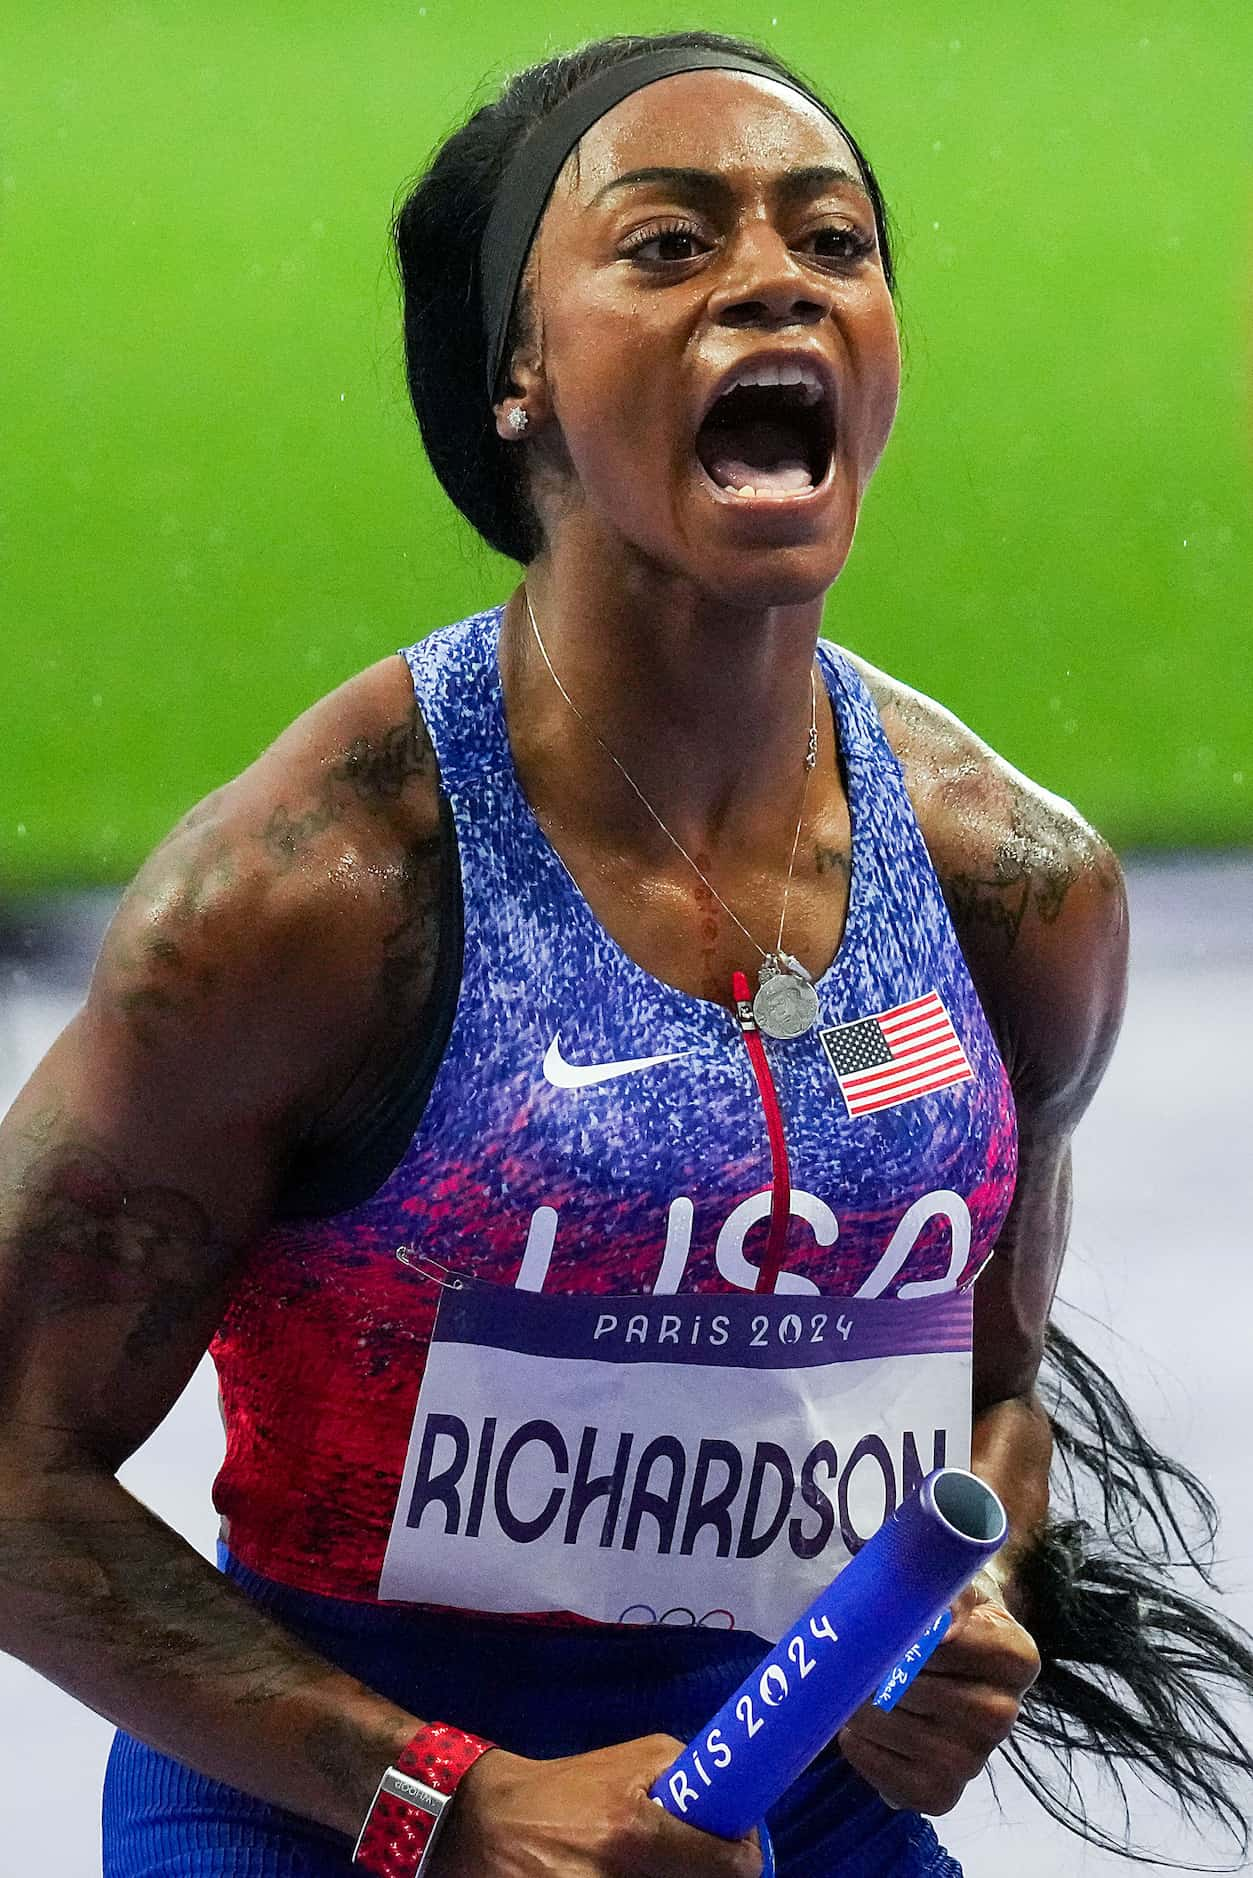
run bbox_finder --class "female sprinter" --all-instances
[1,30,1250,1878]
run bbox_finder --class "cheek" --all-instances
[545,296,687,494]
[862,296,902,408]
[554,374,686,520]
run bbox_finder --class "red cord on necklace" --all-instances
[731,970,792,1294]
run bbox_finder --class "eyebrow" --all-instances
[589,163,872,210]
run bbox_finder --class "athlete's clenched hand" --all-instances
[432,1734,763,1877]
[836,1571,1040,1816]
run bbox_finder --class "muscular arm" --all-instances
[850,651,1130,1577]
[952,799,1130,1606]
[0,655,445,1834]
[836,654,1131,1811]
[0,665,761,1878]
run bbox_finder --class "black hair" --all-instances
[390,32,898,564]
[1010,1321,1253,1866]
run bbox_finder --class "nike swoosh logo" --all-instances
[542,1033,689,1090]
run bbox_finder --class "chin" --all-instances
[585,480,855,610]
[675,518,856,612]
[713,552,847,612]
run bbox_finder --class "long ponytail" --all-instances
[1003,1320,1253,1866]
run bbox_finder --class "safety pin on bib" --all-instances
[394,1246,466,1289]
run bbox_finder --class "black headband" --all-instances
[479,48,855,403]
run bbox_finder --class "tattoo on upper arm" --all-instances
[943,861,1045,952]
[131,836,238,921]
[0,1124,350,1718]
[109,839,238,1042]
[377,830,443,1021]
[259,703,434,869]
[7,1133,234,1365]
[857,668,1125,962]
[102,702,437,1040]
[941,791,1085,955]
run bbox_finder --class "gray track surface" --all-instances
[2,856,1250,1875]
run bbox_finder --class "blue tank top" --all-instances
[209,602,1017,1599]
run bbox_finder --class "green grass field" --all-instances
[1,0,1249,889]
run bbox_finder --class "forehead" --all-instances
[564,69,867,202]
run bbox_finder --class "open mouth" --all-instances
[694,378,835,500]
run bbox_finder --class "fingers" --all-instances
[918,1596,1041,1696]
[835,1598,1039,1818]
[880,1674,1023,1746]
[849,1677,1020,1763]
[634,1736,762,1878]
[435,1731,761,1878]
[838,1722,965,1817]
[639,1803,763,1878]
[839,1703,1000,1816]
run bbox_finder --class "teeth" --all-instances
[726,360,825,405]
[735,485,757,497]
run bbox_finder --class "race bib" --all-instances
[378,1286,973,1641]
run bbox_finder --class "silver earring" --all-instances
[507,407,530,436]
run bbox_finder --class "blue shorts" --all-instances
[102,1549,962,1877]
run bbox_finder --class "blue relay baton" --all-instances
[649,1468,1007,1843]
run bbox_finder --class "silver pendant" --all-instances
[753,959,820,1039]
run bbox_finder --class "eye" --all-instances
[619,218,711,265]
[803,224,877,264]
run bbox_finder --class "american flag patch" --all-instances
[820,991,973,1118]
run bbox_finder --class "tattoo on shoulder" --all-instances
[259,703,434,869]
[940,786,1091,956]
[131,833,238,922]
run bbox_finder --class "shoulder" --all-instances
[89,652,444,1139]
[845,648,1129,1127]
[127,650,440,950]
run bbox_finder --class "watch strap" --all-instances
[353,1722,495,1877]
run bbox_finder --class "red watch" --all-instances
[352,1721,496,1878]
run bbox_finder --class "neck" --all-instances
[501,532,830,867]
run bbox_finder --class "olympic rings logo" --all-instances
[617,1604,737,1628]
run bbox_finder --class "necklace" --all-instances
[523,589,822,1040]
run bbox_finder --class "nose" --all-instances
[707,224,833,331]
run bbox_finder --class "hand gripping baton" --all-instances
[649,1469,1007,1850]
